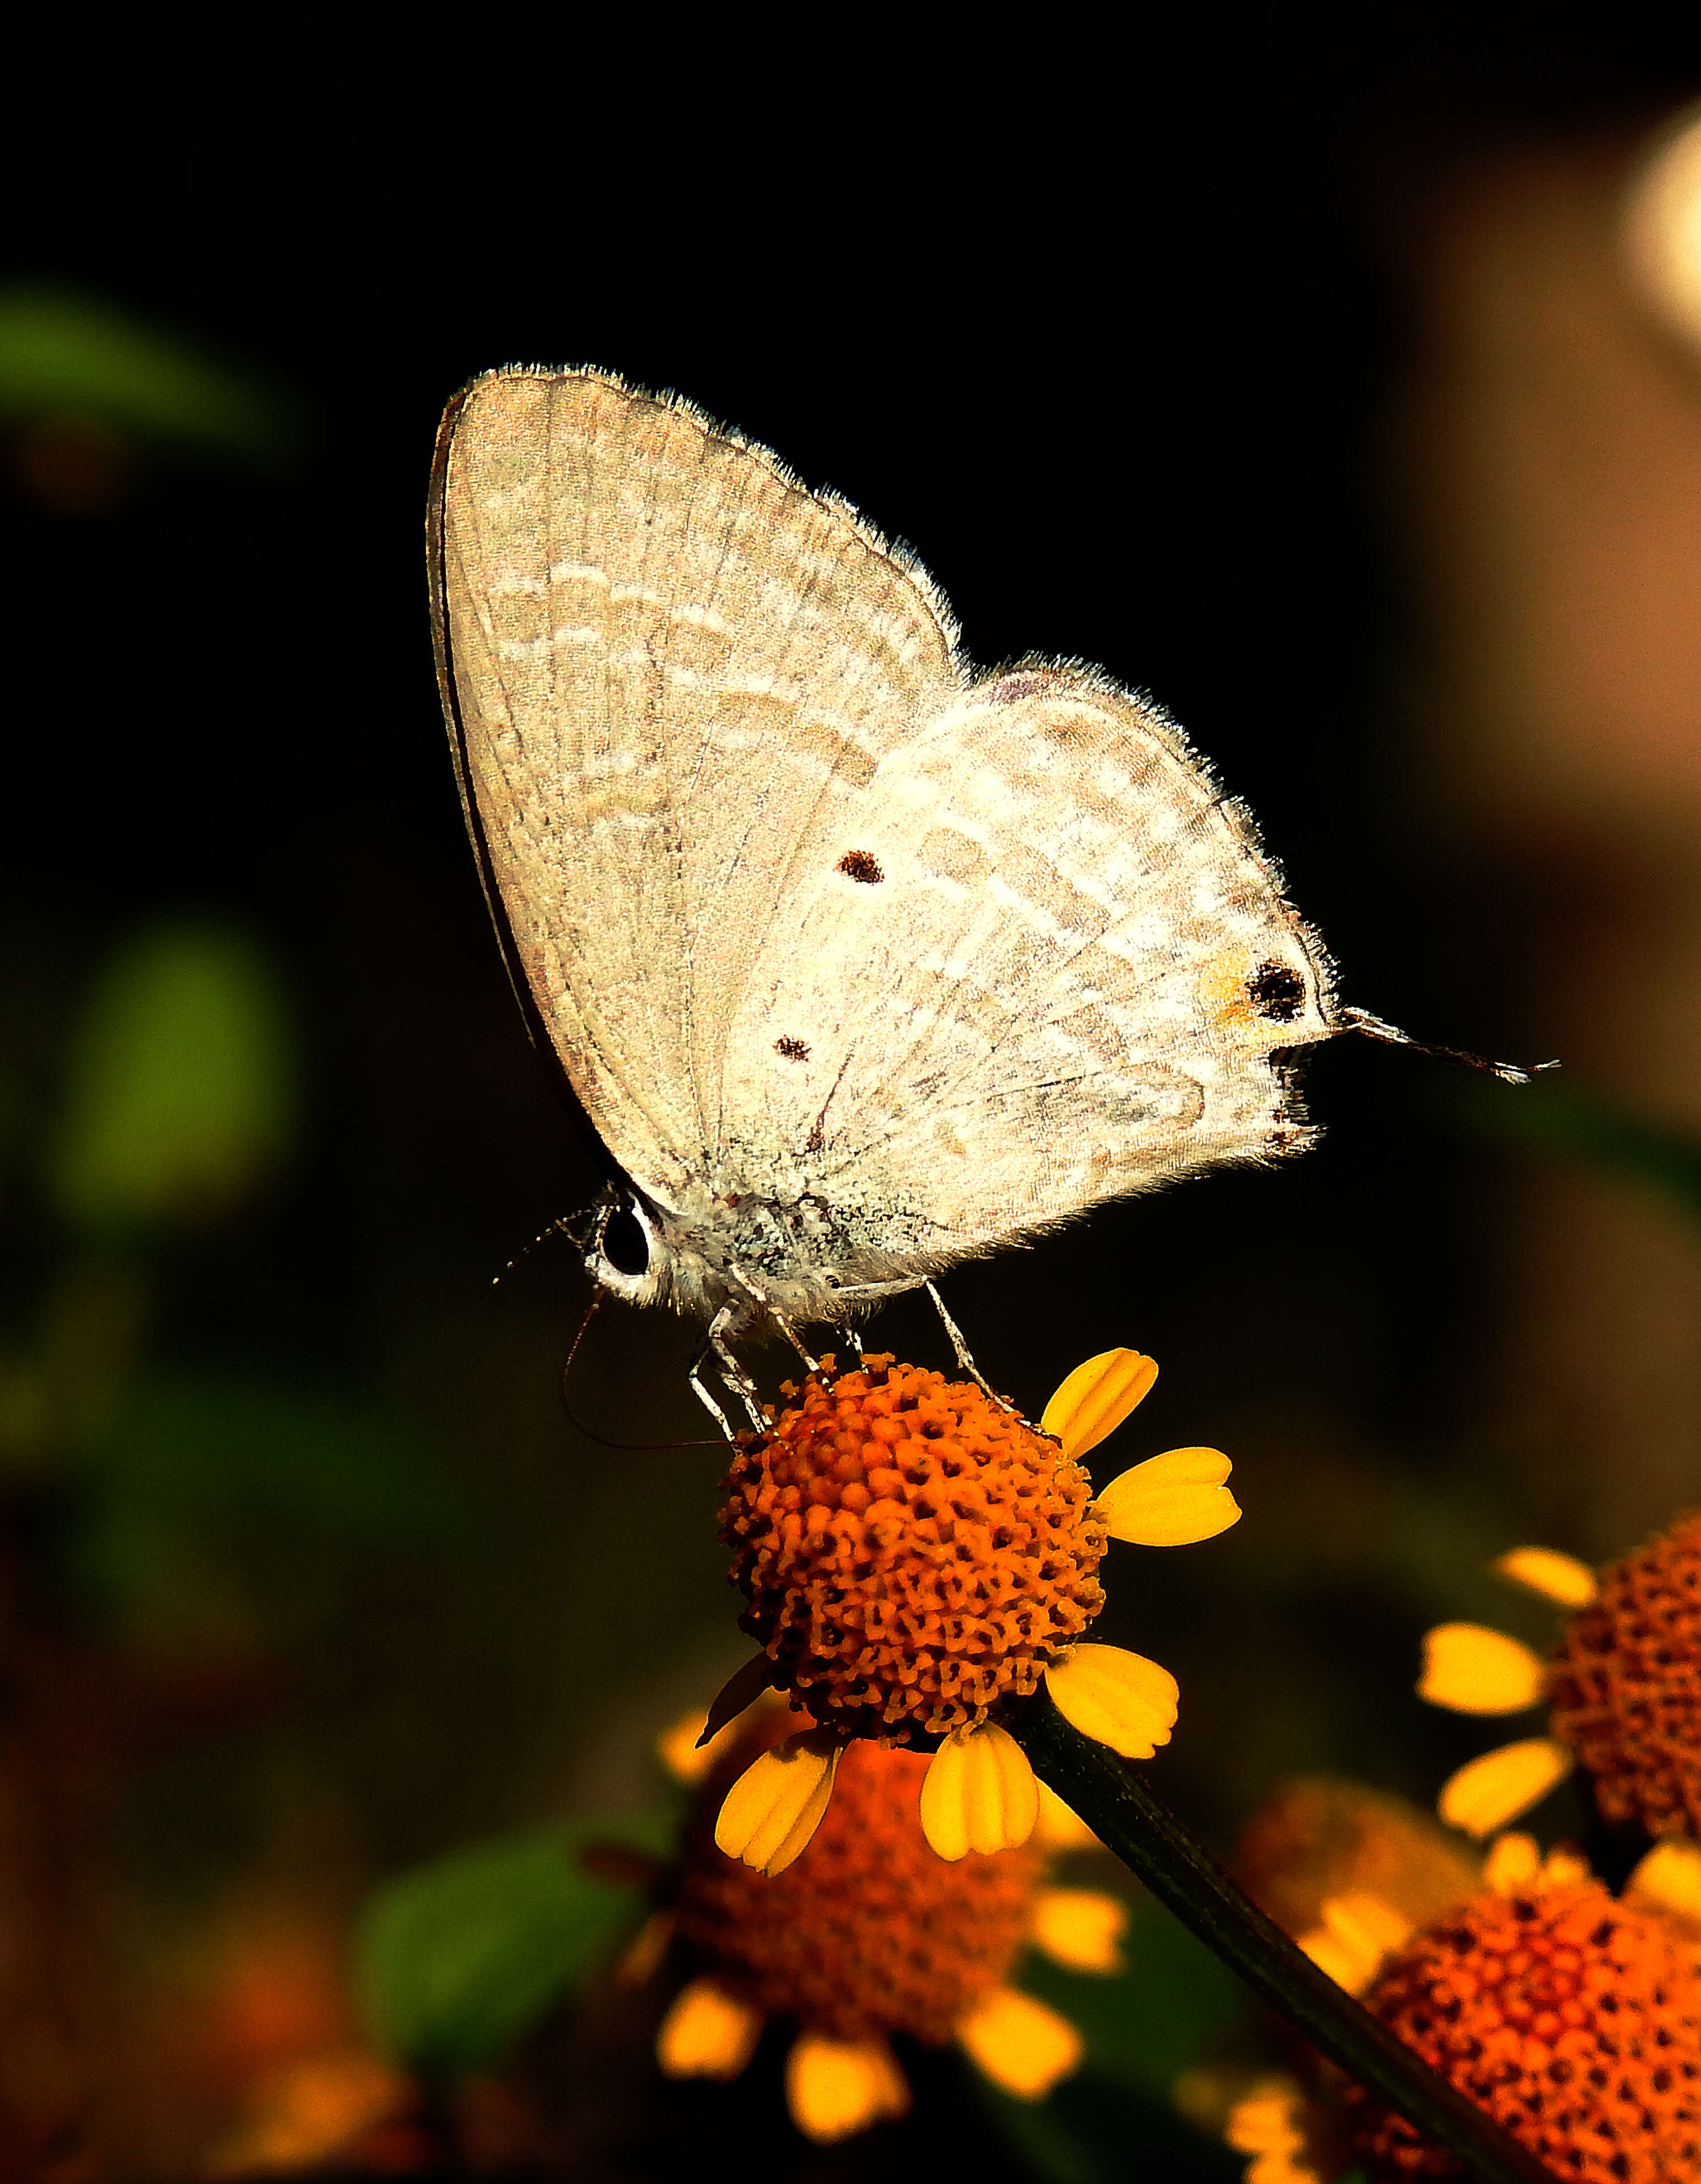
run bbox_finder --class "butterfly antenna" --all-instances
[492,1214,580,1288]
[1336,1007,1558,1087]
[556,1296,725,1452]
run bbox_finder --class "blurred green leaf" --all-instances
[356,1817,672,2075]
[0,289,294,456]
[81,1368,457,1529]
[1022,1894,1244,2101]
[1455,1076,1701,1224]
[983,2080,1100,2184]
[52,925,296,1229]
[70,1370,461,1635]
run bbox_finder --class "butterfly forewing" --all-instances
[434,368,963,1208]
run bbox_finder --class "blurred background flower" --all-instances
[656,1701,1115,2141]
[1224,1824,1701,2180]
[8,9,1701,2179]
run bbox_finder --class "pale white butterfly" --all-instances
[428,367,1480,1417]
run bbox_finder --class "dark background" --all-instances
[6,10,1701,2174]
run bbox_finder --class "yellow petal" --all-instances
[1626,1838,1701,1925]
[1542,1843,1591,1888]
[1044,1644,1178,1759]
[655,1977,761,2080]
[1225,2080,1329,2183]
[919,1722,1039,1860]
[957,1986,1083,2098]
[1226,2079,1308,2156]
[1031,1886,1127,1973]
[1295,1925,1370,1995]
[1492,1545,1598,1609]
[714,1731,841,1876]
[656,1709,713,1784]
[1033,1779,1098,1849]
[1242,2156,1325,2184]
[1328,1892,1412,1958]
[1040,1349,1157,1463]
[1417,1623,1547,1715]
[1438,1738,1573,1838]
[784,2034,909,2142]
[1093,1447,1240,1546]
[1296,1892,1411,1995]
[1482,1832,1542,1894]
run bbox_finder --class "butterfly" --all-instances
[428,367,1474,1411]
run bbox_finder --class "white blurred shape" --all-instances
[1625,104,1701,353]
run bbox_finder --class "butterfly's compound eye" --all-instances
[601,1202,651,1277]
[583,1192,669,1308]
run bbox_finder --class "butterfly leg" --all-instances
[709,1336,769,1433]
[769,1308,819,1373]
[724,1268,819,1374]
[923,1281,1019,1413]
[685,1357,735,1441]
[687,1306,747,1440]
[687,1305,768,1436]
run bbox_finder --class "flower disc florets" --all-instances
[719,1356,1107,1742]
[1346,1878,1701,2182]
[676,1736,1044,2045]
[1547,1511,1701,1838]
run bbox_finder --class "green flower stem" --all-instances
[1011,1697,1563,2184]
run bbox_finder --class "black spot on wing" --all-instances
[837,850,883,884]
[1248,961,1306,1021]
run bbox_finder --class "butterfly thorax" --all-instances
[581,1171,940,1330]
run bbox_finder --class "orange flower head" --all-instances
[1345,1875,1701,2182]
[720,1356,1106,1742]
[1546,1510,1701,1838]
[676,1733,1045,2045]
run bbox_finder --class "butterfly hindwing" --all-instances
[714,669,1334,1274]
